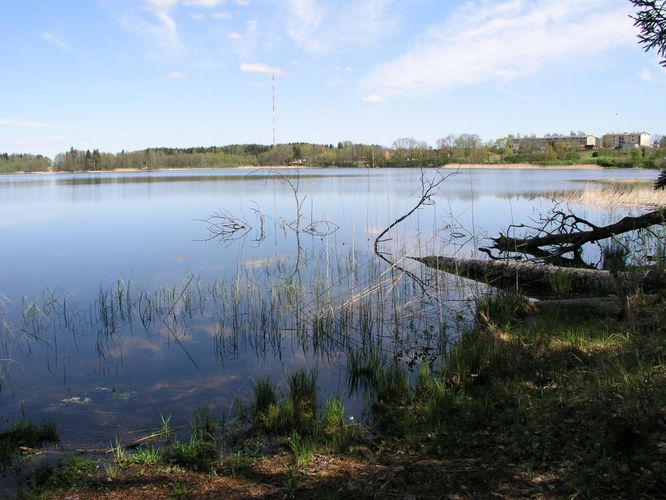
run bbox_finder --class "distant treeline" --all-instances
[0,153,52,173]
[2,135,665,174]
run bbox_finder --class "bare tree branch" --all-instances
[480,208,666,266]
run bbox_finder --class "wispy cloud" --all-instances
[189,9,231,20]
[183,0,227,7]
[362,94,385,103]
[40,32,70,50]
[166,71,190,79]
[0,118,55,128]
[362,0,636,99]
[228,20,259,59]
[284,0,398,53]
[325,66,354,87]
[121,1,187,59]
[240,62,283,75]
[637,68,657,84]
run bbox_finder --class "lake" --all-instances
[0,166,657,447]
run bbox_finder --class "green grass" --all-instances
[124,446,162,466]
[364,297,666,497]
[251,376,277,417]
[256,367,319,434]
[0,420,59,468]
[547,270,574,296]
[191,403,215,441]
[164,439,219,472]
[26,455,100,494]
[289,430,318,471]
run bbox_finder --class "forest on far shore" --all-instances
[2,134,666,174]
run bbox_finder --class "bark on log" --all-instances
[411,256,661,298]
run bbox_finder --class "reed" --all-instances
[251,377,277,419]
[544,181,666,208]
[289,430,317,471]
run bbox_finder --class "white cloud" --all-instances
[228,20,259,59]
[285,0,397,53]
[362,0,636,98]
[40,32,70,50]
[191,10,231,20]
[240,62,283,75]
[236,0,250,5]
[147,0,179,8]
[183,0,227,7]
[362,94,385,103]
[637,68,657,84]
[0,118,55,128]
[122,1,186,58]
[166,71,190,79]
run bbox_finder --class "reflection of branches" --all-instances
[304,220,340,237]
[162,274,199,370]
[198,210,252,246]
[198,169,339,265]
[249,202,266,243]
[374,168,459,288]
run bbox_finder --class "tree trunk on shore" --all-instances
[411,256,663,299]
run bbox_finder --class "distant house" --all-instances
[511,134,598,151]
[601,132,651,150]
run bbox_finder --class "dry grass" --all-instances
[545,180,666,208]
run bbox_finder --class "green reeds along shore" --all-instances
[6,285,666,498]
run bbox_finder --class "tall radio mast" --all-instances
[272,72,276,147]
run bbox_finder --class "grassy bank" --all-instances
[4,289,664,498]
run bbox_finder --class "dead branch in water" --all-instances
[373,168,459,288]
[479,206,666,267]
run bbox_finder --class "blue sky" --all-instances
[1,0,665,157]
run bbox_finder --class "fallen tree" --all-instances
[478,208,666,267]
[412,256,665,299]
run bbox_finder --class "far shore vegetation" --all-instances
[2,133,666,174]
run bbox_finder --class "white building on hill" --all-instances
[602,132,651,150]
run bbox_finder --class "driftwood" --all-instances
[480,208,666,266]
[412,256,665,298]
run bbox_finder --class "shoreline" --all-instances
[1,163,607,176]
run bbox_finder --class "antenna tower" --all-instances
[272,72,276,147]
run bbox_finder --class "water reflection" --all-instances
[0,167,655,446]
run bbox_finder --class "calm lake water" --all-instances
[0,167,657,447]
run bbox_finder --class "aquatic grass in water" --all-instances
[251,377,276,418]
[0,246,456,445]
